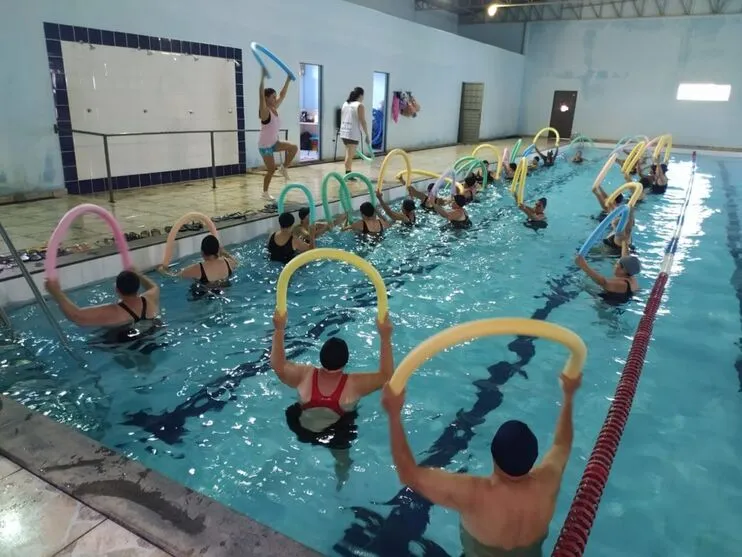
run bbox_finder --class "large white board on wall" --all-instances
[62,42,238,179]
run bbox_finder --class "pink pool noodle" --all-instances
[45,203,132,280]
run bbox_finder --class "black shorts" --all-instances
[285,403,358,450]
[342,138,359,146]
[525,220,548,230]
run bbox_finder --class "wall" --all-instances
[341,0,459,33]
[457,22,526,54]
[63,41,238,184]
[519,15,742,148]
[0,0,523,196]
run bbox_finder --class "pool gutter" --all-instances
[0,394,320,557]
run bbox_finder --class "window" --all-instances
[676,83,731,102]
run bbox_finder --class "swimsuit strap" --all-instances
[199,262,209,284]
[140,296,148,320]
[625,279,633,297]
[303,368,348,415]
[225,258,233,277]
[118,299,141,322]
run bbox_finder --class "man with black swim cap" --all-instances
[382,372,581,556]
[271,311,394,487]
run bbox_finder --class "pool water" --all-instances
[3,151,741,556]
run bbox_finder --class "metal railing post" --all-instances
[210,131,216,189]
[0,222,82,362]
[103,135,115,203]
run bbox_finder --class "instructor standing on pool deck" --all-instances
[381,372,581,556]
[339,87,371,178]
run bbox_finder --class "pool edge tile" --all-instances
[0,395,321,557]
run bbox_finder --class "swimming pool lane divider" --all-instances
[552,158,698,557]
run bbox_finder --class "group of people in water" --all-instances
[40,133,670,556]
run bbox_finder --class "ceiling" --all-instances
[415,0,742,23]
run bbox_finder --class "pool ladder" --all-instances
[0,220,82,363]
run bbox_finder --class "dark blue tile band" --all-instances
[43,22,245,195]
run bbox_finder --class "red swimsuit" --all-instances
[301,368,349,416]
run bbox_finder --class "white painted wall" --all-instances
[63,42,237,179]
[519,15,742,148]
[0,0,523,195]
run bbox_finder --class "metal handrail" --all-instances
[0,221,83,363]
[70,127,289,203]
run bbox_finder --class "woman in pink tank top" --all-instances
[258,68,298,202]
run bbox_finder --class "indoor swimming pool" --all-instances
[2,152,741,556]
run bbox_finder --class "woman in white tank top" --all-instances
[339,87,371,179]
[258,68,298,202]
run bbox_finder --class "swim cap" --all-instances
[464,175,477,188]
[538,197,547,208]
[453,194,467,207]
[509,163,517,170]
[360,202,375,217]
[278,212,295,228]
[319,337,349,371]
[491,420,538,477]
[402,199,416,213]
[201,234,220,256]
[619,255,641,276]
[298,207,310,221]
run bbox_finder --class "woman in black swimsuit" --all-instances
[575,246,640,304]
[345,202,390,237]
[433,194,471,229]
[159,235,238,296]
[267,212,314,264]
[375,191,417,225]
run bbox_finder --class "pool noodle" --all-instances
[321,172,354,223]
[276,183,317,223]
[592,153,617,191]
[162,212,219,267]
[250,42,296,81]
[45,204,132,280]
[578,204,630,256]
[389,318,587,393]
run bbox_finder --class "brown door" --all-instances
[458,83,484,143]
[548,91,578,139]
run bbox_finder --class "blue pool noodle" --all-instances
[522,143,536,157]
[578,205,630,256]
[250,42,296,81]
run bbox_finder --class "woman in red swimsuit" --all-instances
[271,311,393,488]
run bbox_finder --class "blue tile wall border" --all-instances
[43,22,246,195]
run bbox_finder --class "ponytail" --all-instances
[346,86,364,103]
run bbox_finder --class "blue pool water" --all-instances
[2,152,741,556]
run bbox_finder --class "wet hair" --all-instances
[482,160,490,165]
[534,156,540,162]
[360,201,375,218]
[319,337,349,370]
[201,234,220,256]
[660,163,668,173]
[491,420,538,477]
[538,197,548,208]
[427,183,435,193]
[278,212,295,229]
[347,87,364,103]
[264,87,276,99]
[116,270,140,296]
[615,193,624,204]
[453,194,468,207]
[509,162,517,170]
[402,199,416,213]
[464,175,477,188]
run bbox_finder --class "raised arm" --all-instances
[271,311,311,387]
[433,202,455,221]
[292,226,315,253]
[349,318,394,397]
[538,373,580,481]
[575,254,607,287]
[375,192,405,222]
[220,246,239,269]
[275,75,291,108]
[45,279,121,327]
[382,385,476,510]
[407,185,427,202]
[258,68,269,121]
[518,203,536,219]
[135,269,160,301]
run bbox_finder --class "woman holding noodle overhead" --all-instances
[433,194,471,229]
[339,87,371,179]
[576,239,640,304]
[158,235,238,298]
[259,68,298,201]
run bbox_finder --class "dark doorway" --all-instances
[548,91,578,139]
[458,82,484,143]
